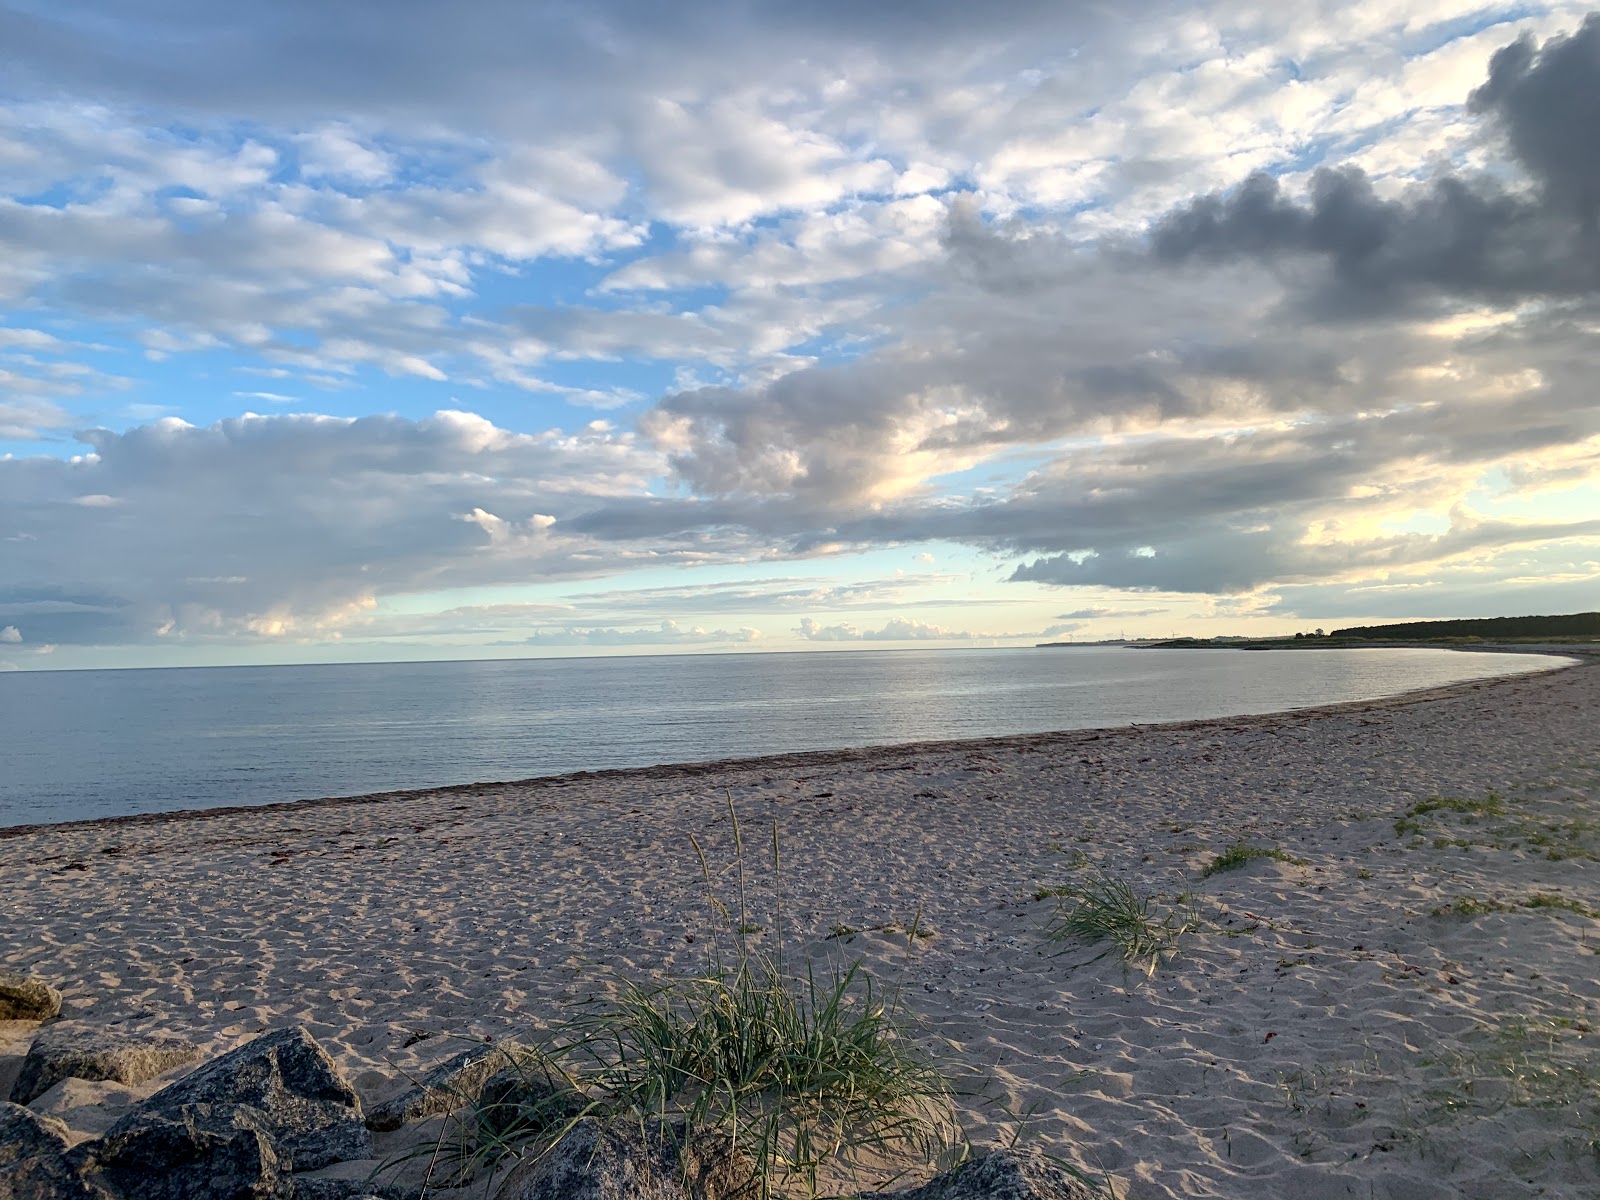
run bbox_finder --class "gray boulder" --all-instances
[11,1024,203,1105]
[71,1103,289,1200]
[464,1055,585,1143]
[117,1027,370,1171]
[290,1179,399,1200]
[0,970,61,1022]
[0,1101,104,1200]
[363,1044,508,1132]
[499,1117,754,1200]
[872,1151,1100,1200]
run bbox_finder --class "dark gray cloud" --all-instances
[1470,13,1600,220]
[1009,515,1600,594]
[0,411,674,645]
[1150,17,1600,316]
[0,1,1136,126]
[1151,166,1600,316]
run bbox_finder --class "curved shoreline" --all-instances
[2,644,1588,839]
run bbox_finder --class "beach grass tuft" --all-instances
[440,796,960,1199]
[1199,840,1308,878]
[1396,792,1507,836]
[1409,792,1507,819]
[1431,892,1600,920]
[1430,895,1516,918]
[1045,869,1195,975]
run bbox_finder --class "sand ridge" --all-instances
[2,650,1598,1198]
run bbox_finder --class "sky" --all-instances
[2,1,1598,671]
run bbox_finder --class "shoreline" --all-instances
[4,644,1598,1198]
[3,643,1587,840]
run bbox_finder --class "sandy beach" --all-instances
[4,649,1599,1199]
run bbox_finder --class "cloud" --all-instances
[560,574,984,617]
[1056,607,1168,620]
[0,625,20,642]
[796,616,975,642]
[794,616,1084,642]
[0,398,72,440]
[1470,14,1600,218]
[4,4,1600,656]
[0,409,672,645]
[620,16,1600,604]
[1149,18,1600,317]
[517,620,760,648]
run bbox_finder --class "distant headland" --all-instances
[1039,611,1600,650]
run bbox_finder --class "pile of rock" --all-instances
[5,1025,379,1200]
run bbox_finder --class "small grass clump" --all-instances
[447,798,960,1200]
[1431,895,1516,918]
[1431,893,1600,921]
[1522,893,1600,919]
[1417,1015,1600,1146]
[1199,840,1307,878]
[1046,869,1194,975]
[1396,793,1506,836]
[1410,793,1506,819]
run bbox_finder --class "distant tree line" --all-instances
[1330,612,1600,640]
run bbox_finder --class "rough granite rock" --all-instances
[474,1058,587,1140]
[363,1045,508,1132]
[0,1101,103,1200]
[71,1103,290,1200]
[290,1179,399,1200]
[499,1118,755,1200]
[869,1151,1100,1200]
[116,1027,371,1171]
[11,1023,203,1105]
[0,970,62,1022]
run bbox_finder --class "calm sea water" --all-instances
[0,646,1562,828]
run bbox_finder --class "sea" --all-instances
[0,645,1564,828]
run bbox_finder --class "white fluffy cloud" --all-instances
[518,620,760,648]
[794,616,1086,642]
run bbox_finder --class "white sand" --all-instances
[3,650,1598,1199]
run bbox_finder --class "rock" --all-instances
[290,1179,399,1200]
[71,1103,289,1200]
[288,1156,399,1200]
[0,1101,103,1200]
[11,1023,203,1105]
[122,1027,371,1171]
[0,970,61,1022]
[466,1056,585,1141]
[499,1117,754,1200]
[364,1045,509,1132]
[22,1077,148,1140]
[873,1150,1100,1200]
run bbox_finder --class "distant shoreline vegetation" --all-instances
[1038,612,1600,650]
[1326,613,1600,641]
